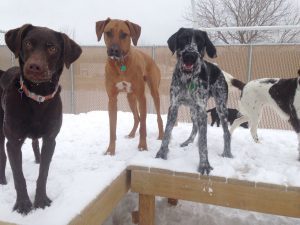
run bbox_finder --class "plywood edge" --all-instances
[69,169,130,225]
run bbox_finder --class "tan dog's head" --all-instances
[95,18,141,59]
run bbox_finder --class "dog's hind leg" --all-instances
[0,109,6,185]
[126,93,140,138]
[146,69,164,140]
[180,107,197,147]
[230,115,248,134]
[249,113,261,143]
[32,139,40,164]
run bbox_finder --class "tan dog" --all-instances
[95,18,164,155]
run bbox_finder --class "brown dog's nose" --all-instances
[28,63,42,73]
[108,44,121,57]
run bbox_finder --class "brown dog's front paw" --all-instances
[105,143,116,155]
[138,142,148,151]
[34,195,52,209]
[13,199,33,215]
[157,132,164,140]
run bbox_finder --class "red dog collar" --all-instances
[19,78,59,103]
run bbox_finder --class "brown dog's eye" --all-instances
[105,31,113,38]
[24,41,32,49]
[48,46,57,54]
[47,43,57,54]
[120,32,128,40]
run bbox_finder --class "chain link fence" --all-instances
[0,28,299,130]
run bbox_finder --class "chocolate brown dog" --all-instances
[0,24,82,214]
[95,18,164,155]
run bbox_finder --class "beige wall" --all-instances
[1,44,300,130]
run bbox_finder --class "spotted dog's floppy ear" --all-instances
[167,31,178,55]
[96,18,111,42]
[125,20,141,46]
[5,24,33,58]
[61,33,82,69]
[203,31,217,58]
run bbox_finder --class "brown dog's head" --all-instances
[5,24,82,84]
[95,18,141,59]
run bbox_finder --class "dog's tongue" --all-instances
[184,63,193,70]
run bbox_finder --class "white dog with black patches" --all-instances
[230,70,300,160]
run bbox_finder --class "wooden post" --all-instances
[139,194,155,225]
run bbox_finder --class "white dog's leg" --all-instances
[249,113,261,143]
[230,115,248,134]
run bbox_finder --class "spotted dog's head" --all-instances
[167,28,216,74]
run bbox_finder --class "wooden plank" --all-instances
[0,221,16,225]
[69,170,130,225]
[139,194,155,225]
[131,169,300,218]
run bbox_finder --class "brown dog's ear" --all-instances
[125,20,141,46]
[96,18,111,42]
[61,33,82,69]
[203,31,217,58]
[5,24,33,58]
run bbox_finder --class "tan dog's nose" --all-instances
[108,44,121,58]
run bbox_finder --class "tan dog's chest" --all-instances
[115,81,132,93]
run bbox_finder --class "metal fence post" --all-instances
[152,45,156,61]
[70,63,75,114]
[70,29,76,114]
[246,44,253,81]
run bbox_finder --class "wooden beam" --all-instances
[131,168,300,218]
[139,194,155,225]
[69,170,130,225]
[0,221,16,225]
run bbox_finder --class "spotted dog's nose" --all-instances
[182,51,198,65]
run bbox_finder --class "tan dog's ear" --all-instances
[61,33,82,69]
[125,20,141,46]
[5,24,33,58]
[96,18,111,42]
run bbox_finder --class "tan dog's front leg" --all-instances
[127,93,140,138]
[137,94,147,151]
[106,94,118,155]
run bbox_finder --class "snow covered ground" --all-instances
[0,111,299,225]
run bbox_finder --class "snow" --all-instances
[0,111,299,225]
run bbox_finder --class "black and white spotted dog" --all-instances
[155,28,232,174]
[230,70,300,160]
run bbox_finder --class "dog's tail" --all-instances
[222,71,246,91]
[298,69,300,76]
[206,108,214,113]
[231,79,246,90]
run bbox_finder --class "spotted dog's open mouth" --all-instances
[181,51,199,73]
[183,63,194,72]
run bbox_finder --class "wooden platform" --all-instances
[1,166,299,225]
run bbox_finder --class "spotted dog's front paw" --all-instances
[155,147,169,160]
[221,151,233,158]
[198,161,213,175]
